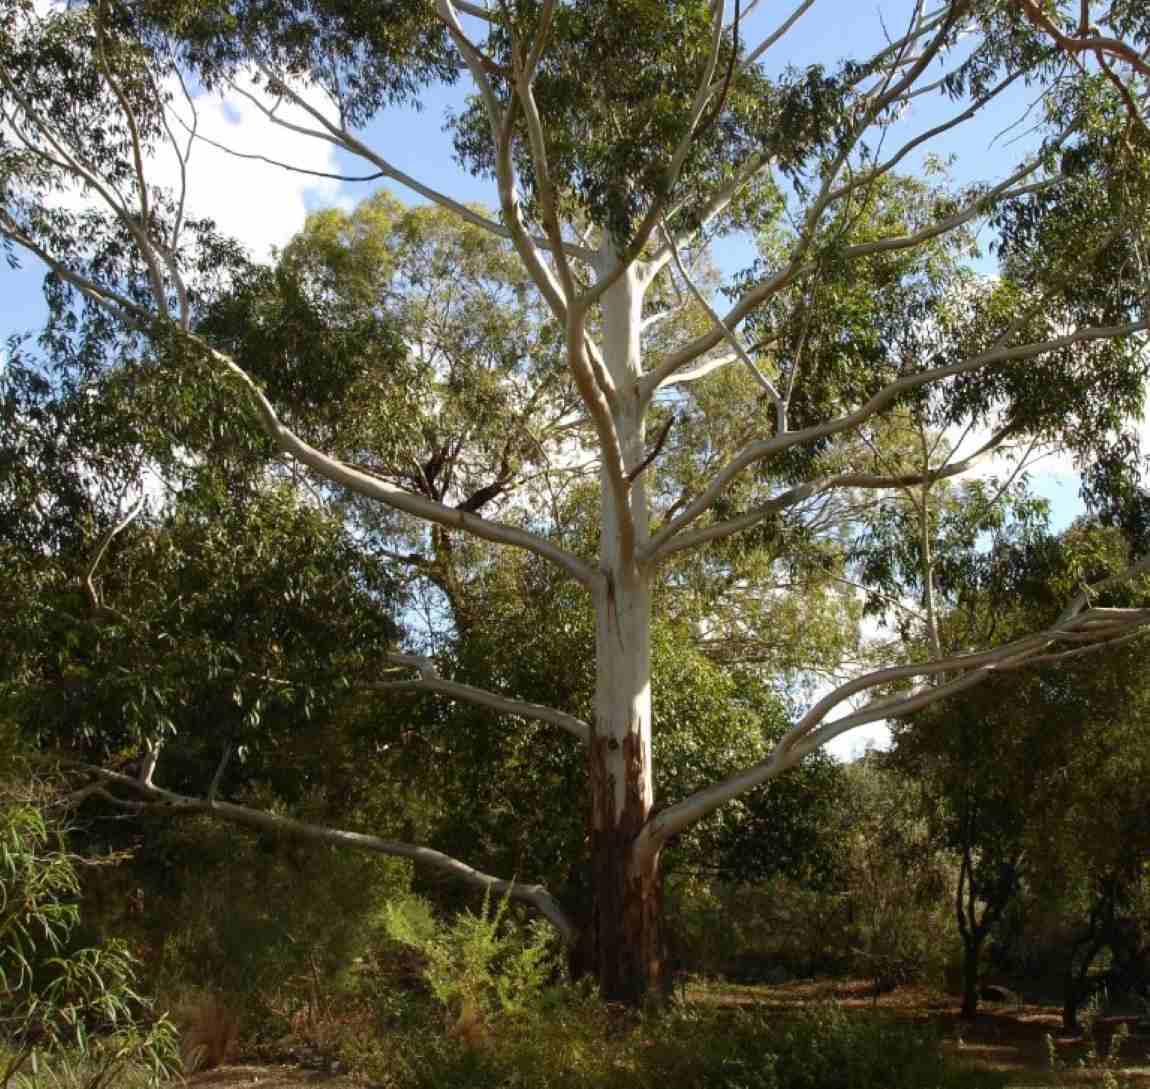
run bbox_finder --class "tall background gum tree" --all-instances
[3,0,1150,1002]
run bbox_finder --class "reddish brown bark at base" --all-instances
[587,732,663,1005]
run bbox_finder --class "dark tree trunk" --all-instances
[587,730,663,1004]
[960,933,984,1019]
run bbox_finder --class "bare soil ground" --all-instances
[185,1063,362,1089]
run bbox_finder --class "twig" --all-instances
[626,414,676,484]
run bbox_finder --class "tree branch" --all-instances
[625,414,676,485]
[642,577,1150,849]
[68,764,578,943]
[659,219,784,416]
[187,334,600,589]
[230,65,594,263]
[642,319,1147,558]
[1012,0,1150,79]
[84,494,145,619]
[645,425,1013,562]
[372,652,590,743]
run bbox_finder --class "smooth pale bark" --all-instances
[70,764,579,942]
[586,249,662,1003]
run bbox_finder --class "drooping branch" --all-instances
[228,63,595,264]
[0,65,178,321]
[191,336,600,590]
[69,764,578,943]
[0,214,146,327]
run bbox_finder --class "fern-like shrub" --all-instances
[381,891,560,1037]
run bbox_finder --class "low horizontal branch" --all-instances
[641,569,1150,850]
[68,764,579,944]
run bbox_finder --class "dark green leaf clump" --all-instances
[449,0,853,244]
[134,0,457,124]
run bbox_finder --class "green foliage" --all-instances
[6,0,1150,1014]
[382,891,560,1027]
[0,791,178,1089]
[450,0,786,243]
[890,521,1150,1021]
[1045,993,1133,1089]
[348,997,1007,1089]
[82,813,412,1037]
[817,757,953,988]
[139,0,457,123]
[0,333,402,759]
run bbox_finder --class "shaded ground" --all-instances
[180,978,1150,1088]
[689,977,1150,1085]
[186,1063,361,1089]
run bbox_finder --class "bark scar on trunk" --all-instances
[605,571,625,651]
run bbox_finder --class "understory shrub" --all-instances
[0,791,178,1089]
[349,998,1008,1089]
[79,806,412,1041]
[337,895,1003,1089]
[381,890,561,1037]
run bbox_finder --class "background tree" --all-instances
[890,522,1150,1023]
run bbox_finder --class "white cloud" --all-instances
[825,723,890,762]
[12,5,348,260]
[152,73,351,261]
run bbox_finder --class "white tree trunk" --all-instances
[586,249,662,1001]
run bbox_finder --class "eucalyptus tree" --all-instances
[4,0,1150,1003]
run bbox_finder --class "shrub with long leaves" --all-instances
[0,793,178,1089]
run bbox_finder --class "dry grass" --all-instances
[169,991,241,1073]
